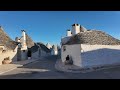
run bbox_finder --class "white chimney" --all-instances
[66,29,72,36]
[72,24,80,35]
[21,30,27,50]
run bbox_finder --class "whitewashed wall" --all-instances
[61,44,81,66]
[81,44,120,67]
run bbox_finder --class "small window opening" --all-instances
[63,46,66,51]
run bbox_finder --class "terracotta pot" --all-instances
[2,59,12,64]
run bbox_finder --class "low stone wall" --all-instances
[81,44,120,67]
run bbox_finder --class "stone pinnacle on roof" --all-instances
[80,25,87,32]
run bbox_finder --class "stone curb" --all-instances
[55,59,120,73]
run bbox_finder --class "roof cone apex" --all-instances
[0,26,3,30]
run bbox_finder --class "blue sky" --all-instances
[0,11,120,45]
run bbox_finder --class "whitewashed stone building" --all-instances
[16,33,51,60]
[36,42,51,57]
[61,23,120,68]
[0,26,51,65]
[15,30,28,61]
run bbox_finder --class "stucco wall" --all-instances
[61,44,81,66]
[81,44,120,67]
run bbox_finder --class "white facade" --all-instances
[72,24,80,35]
[61,44,82,67]
[67,30,72,36]
[61,44,120,68]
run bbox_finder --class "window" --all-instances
[63,46,66,51]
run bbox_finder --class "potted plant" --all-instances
[2,57,12,64]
